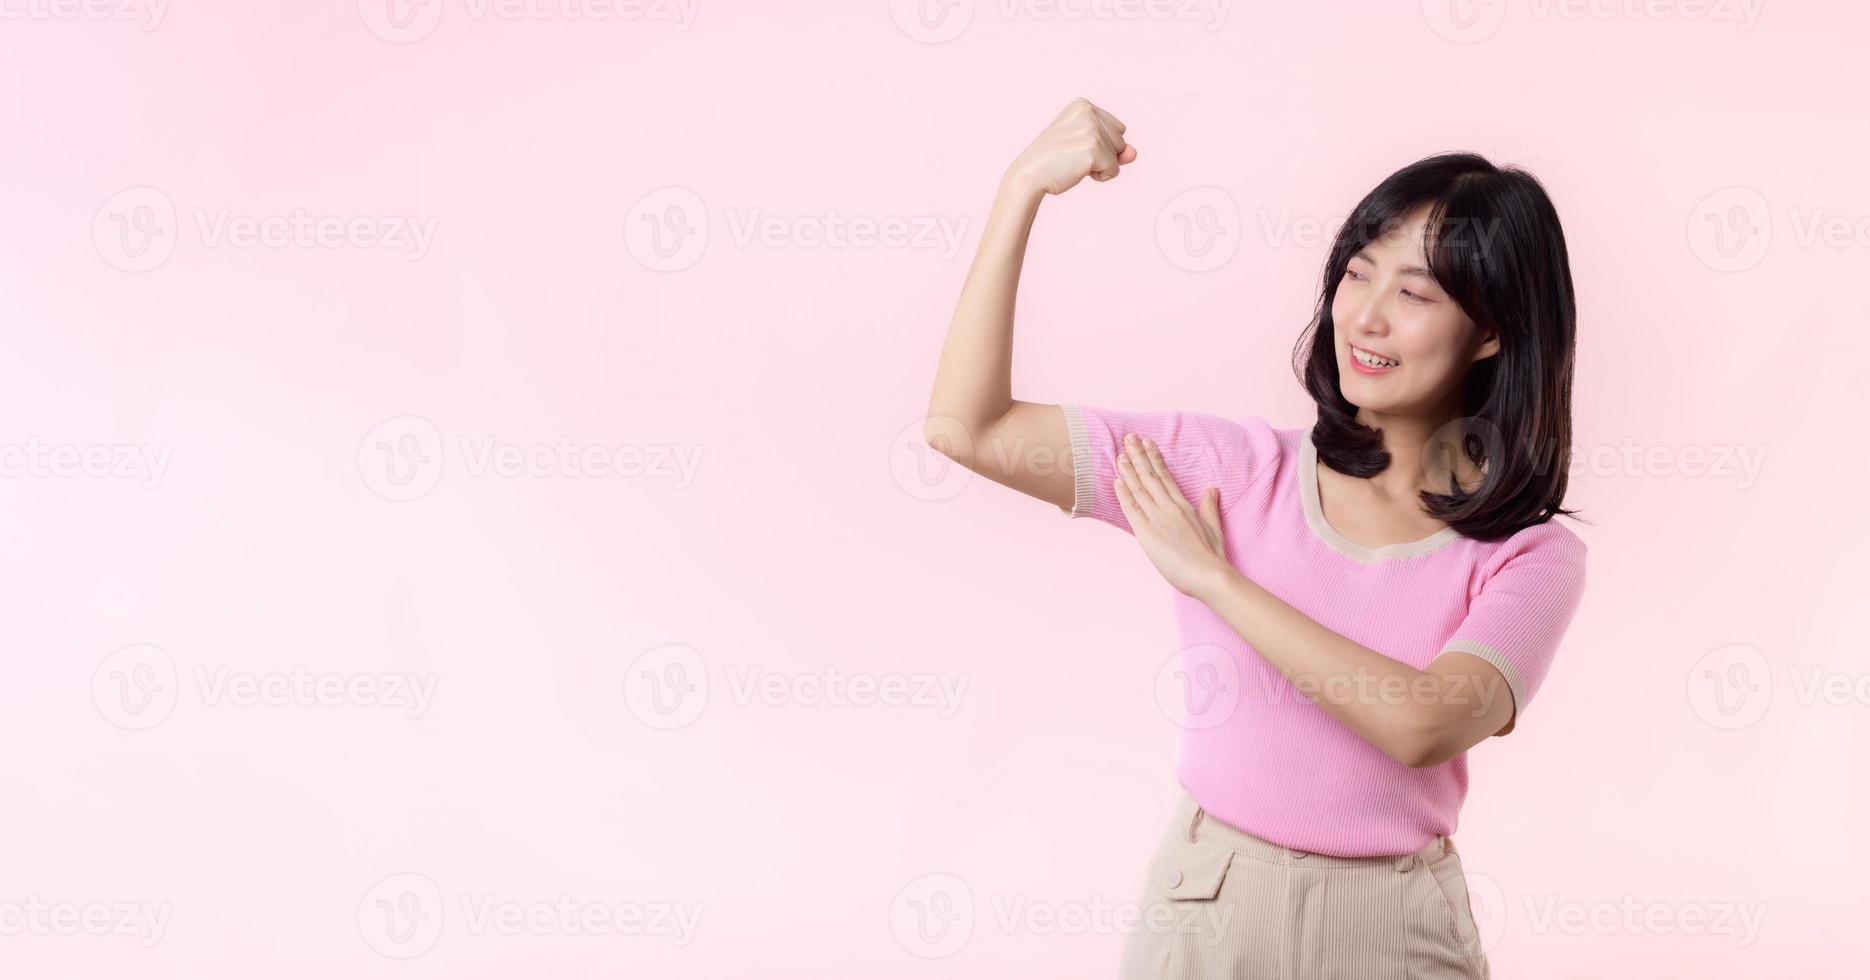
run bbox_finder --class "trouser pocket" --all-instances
[1422,848,1490,978]
[1120,811,1245,980]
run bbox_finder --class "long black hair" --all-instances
[1293,151,1583,541]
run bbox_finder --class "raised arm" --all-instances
[922,98,1136,512]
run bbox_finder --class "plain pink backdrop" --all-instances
[2,1,1864,976]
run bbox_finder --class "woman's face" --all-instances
[1330,204,1497,418]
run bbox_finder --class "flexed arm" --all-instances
[923,98,1137,511]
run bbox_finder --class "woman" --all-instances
[924,98,1588,979]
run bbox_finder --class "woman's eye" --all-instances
[1345,269,1366,281]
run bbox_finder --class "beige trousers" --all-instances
[1118,789,1491,980]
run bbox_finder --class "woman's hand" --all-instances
[1003,97,1137,199]
[1112,433,1235,600]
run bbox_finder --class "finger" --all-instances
[1090,111,1125,158]
[1092,105,1126,138]
[1140,438,1190,506]
[1088,114,1127,179]
[1113,467,1145,528]
[1116,445,1156,516]
[1123,435,1172,507]
[1092,144,1134,180]
[1200,486,1223,534]
[1090,129,1127,175]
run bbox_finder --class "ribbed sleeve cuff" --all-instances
[1435,639,1525,737]
[1061,403,1095,519]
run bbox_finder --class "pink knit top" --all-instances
[1061,404,1589,858]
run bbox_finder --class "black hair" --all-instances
[1292,151,1584,541]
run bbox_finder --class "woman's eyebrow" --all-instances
[1352,248,1436,278]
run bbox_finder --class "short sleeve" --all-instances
[1059,403,1280,534]
[1436,525,1588,737]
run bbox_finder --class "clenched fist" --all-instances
[1005,97,1137,198]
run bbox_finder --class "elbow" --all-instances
[923,414,988,469]
[1392,740,1440,770]
[1399,743,1457,770]
[921,419,966,466]
[1387,707,1455,769]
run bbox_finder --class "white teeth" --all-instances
[1353,347,1399,368]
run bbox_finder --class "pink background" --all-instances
[3,1,1864,976]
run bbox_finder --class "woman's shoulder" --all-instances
[1474,517,1589,578]
[1504,516,1587,553]
[1228,413,1310,451]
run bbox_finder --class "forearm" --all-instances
[1193,565,1442,766]
[924,172,1045,448]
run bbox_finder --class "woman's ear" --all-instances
[1472,326,1501,362]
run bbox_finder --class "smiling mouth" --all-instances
[1350,345,1400,369]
